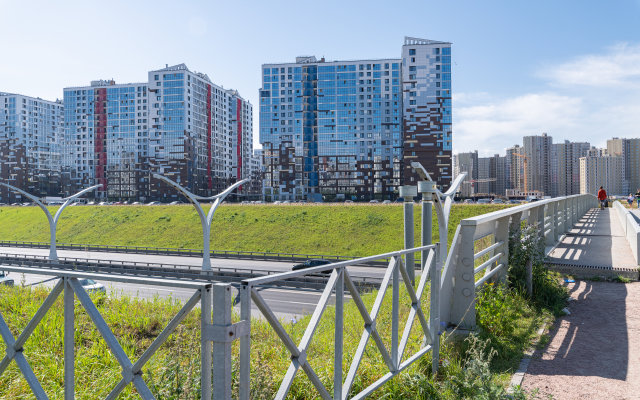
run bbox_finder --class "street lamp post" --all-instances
[410,162,466,267]
[152,174,248,271]
[0,183,102,261]
[399,185,417,284]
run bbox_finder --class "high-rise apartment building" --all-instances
[453,151,477,197]
[401,38,453,189]
[506,145,524,193]
[607,138,640,194]
[63,64,253,201]
[551,140,590,197]
[580,155,623,195]
[522,133,552,196]
[260,37,451,201]
[0,93,64,202]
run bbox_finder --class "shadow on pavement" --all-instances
[526,280,628,380]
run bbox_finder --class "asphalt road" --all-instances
[0,246,386,319]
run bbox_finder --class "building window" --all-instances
[409,49,416,55]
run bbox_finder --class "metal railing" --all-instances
[613,201,640,264]
[440,194,598,330]
[226,244,440,400]
[0,266,217,400]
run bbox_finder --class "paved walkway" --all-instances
[546,208,637,271]
[522,208,640,398]
[521,280,640,399]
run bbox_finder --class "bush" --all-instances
[507,224,568,315]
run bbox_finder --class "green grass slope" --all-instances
[0,204,509,257]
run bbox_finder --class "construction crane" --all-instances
[511,152,529,193]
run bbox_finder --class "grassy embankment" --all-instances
[0,204,509,256]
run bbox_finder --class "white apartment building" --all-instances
[63,64,254,201]
[579,155,623,196]
[0,92,64,201]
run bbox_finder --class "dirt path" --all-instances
[521,280,640,399]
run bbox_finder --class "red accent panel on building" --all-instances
[94,88,107,192]
[237,98,242,182]
[207,85,212,190]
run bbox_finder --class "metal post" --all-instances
[495,216,510,283]
[429,252,440,375]
[392,256,400,370]
[418,181,436,272]
[201,286,212,400]
[64,277,75,400]
[334,268,344,399]
[239,284,251,400]
[548,201,558,245]
[451,223,477,330]
[212,284,232,400]
[400,185,417,284]
[557,199,566,235]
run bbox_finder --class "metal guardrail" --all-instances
[0,240,392,266]
[230,244,439,400]
[440,193,598,330]
[0,252,383,292]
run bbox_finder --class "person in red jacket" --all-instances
[597,186,607,209]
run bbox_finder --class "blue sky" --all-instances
[1,0,639,155]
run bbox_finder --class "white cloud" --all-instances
[539,43,640,88]
[454,93,582,156]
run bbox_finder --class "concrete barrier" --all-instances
[613,201,640,265]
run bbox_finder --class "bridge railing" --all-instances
[231,244,439,400]
[613,201,640,264]
[440,194,598,330]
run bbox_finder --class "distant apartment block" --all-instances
[0,92,64,202]
[453,151,506,197]
[260,37,452,201]
[551,140,590,197]
[62,64,254,201]
[607,138,640,194]
[522,133,552,196]
[580,155,623,195]
[453,151,477,197]
[506,144,524,194]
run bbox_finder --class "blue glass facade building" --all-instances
[260,37,452,201]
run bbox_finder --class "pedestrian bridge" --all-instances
[545,202,640,280]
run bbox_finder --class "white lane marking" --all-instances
[260,299,319,306]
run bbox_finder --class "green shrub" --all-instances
[507,225,568,315]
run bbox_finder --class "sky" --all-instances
[1,0,639,156]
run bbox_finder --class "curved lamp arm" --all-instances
[0,182,102,261]
[0,182,53,225]
[409,162,467,265]
[54,184,102,224]
[152,173,249,270]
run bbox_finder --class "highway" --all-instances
[0,246,389,319]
